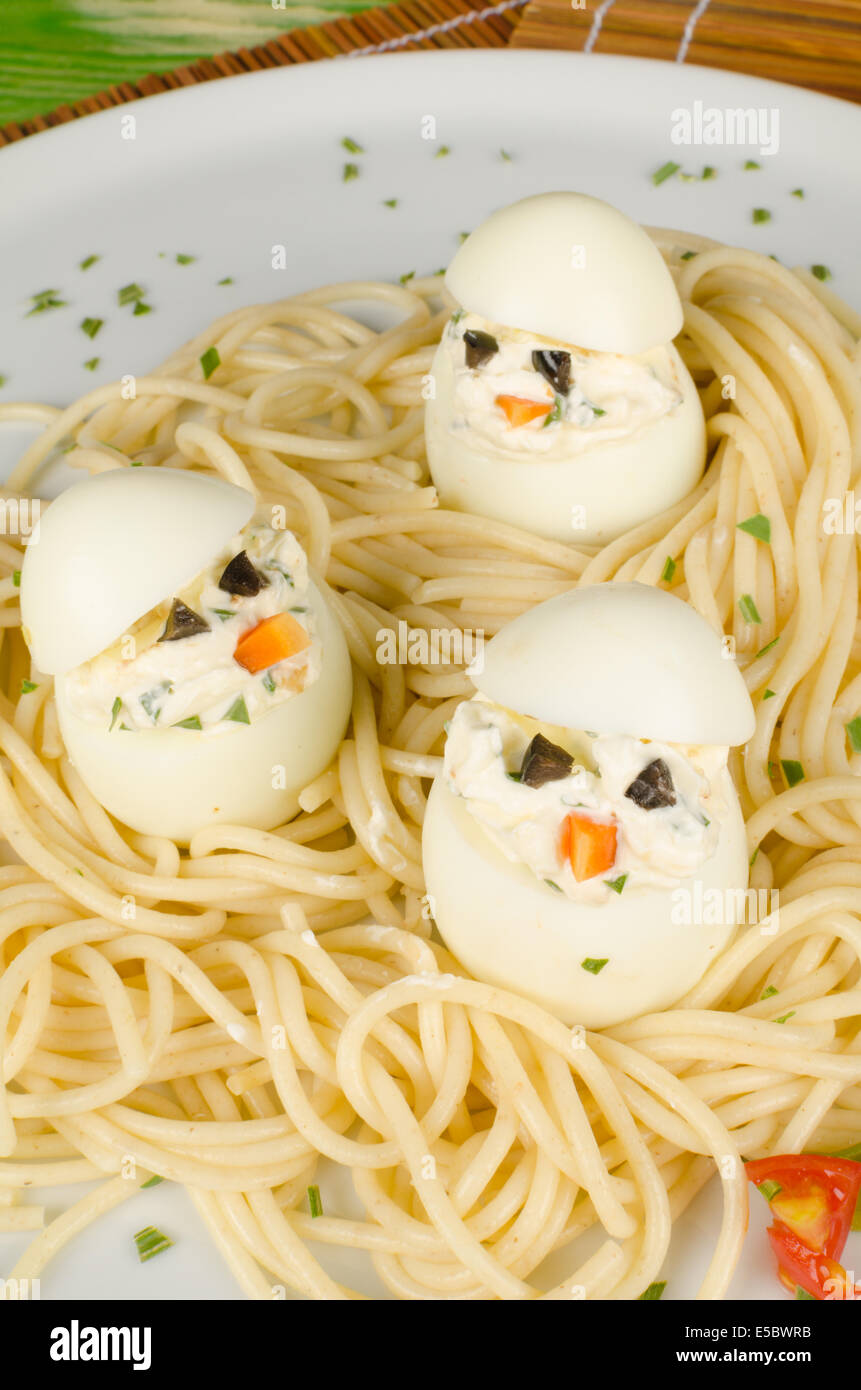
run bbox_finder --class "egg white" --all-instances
[55,579,352,844]
[425,337,705,545]
[422,772,748,1028]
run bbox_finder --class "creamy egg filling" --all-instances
[443,312,684,460]
[62,524,321,732]
[444,696,728,905]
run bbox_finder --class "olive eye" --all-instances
[532,350,572,395]
[464,329,499,369]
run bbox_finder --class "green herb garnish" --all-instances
[27,289,66,316]
[738,594,762,624]
[811,265,832,282]
[382,199,398,208]
[761,985,778,1000]
[12,571,20,586]
[500,149,513,162]
[81,317,103,340]
[544,879,563,893]
[435,145,451,159]
[341,136,363,154]
[210,608,235,621]
[141,1175,164,1189]
[763,689,775,700]
[680,250,697,260]
[756,636,780,659]
[744,160,760,170]
[791,188,804,199]
[79,254,100,270]
[133,301,152,316]
[795,1286,816,1300]
[174,716,202,730]
[752,208,771,224]
[737,513,771,543]
[845,716,861,752]
[343,162,359,183]
[224,695,250,724]
[175,253,196,265]
[134,1225,173,1263]
[307,1184,323,1218]
[262,672,277,694]
[109,696,123,731]
[605,874,628,895]
[652,161,680,186]
[200,346,220,380]
[581,958,609,975]
[118,282,145,306]
[661,556,676,583]
[20,679,38,694]
[775,1011,796,1024]
[701,165,717,180]
[217,277,234,286]
[638,1281,666,1300]
[399,270,415,285]
[543,395,564,428]
[781,760,804,788]
[758,1179,782,1202]
[83,357,100,371]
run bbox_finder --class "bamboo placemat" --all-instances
[0,0,528,148]
[512,0,861,103]
[2,0,859,149]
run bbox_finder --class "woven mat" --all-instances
[1,0,858,148]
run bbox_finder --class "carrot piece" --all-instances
[495,394,553,427]
[559,812,618,882]
[233,612,310,674]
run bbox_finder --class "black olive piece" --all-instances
[532,349,572,396]
[219,550,267,597]
[464,329,499,370]
[625,758,677,810]
[520,733,574,788]
[157,599,210,643]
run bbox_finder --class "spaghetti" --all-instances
[0,239,859,1299]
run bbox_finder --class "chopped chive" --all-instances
[200,346,220,380]
[79,254,100,270]
[141,1175,164,1188]
[701,165,717,180]
[743,160,761,170]
[435,145,451,158]
[775,1011,796,1024]
[134,1225,173,1263]
[832,1142,861,1161]
[83,357,100,371]
[605,874,628,895]
[661,555,676,583]
[459,231,469,244]
[0,375,6,388]
[758,1179,782,1202]
[749,848,759,867]
[811,265,832,282]
[737,513,771,543]
[795,1286,816,1300]
[20,679,38,694]
[341,136,363,154]
[845,716,861,752]
[117,283,145,306]
[791,188,804,199]
[638,1281,666,1300]
[175,253,196,265]
[12,570,20,586]
[761,985,778,1000]
[210,608,235,622]
[652,161,680,186]
[752,208,771,224]
[781,759,804,788]
[26,289,67,316]
[80,316,103,340]
[581,957,609,975]
[399,270,415,285]
[224,695,250,724]
[262,671,277,694]
[307,1184,323,1218]
[132,301,152,316]
[174,716,202,730]
[755,636,780,659]
[763,689,775,700]
[382,198,398,208]
[738,593,762,624]
[109,696,122,731]
[217,276,234,286]
[500,149,513,162]
[542,396,564,428]
[505,770,522,783]
[679,250,697,260]
[544,879,563,893]
[342,162,359,183]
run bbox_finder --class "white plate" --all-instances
[1,49,858,1300]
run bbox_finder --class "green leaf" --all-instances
[141,1175,164,1188]
[382,199,398,208]
[737,513,771,543]
[200,346,221,380]
[79,254,100,270]
[80,316,103,340]
[134,1225,173,1263]
[20,679,38,694]
[118,282,145,306]
[605,874,628,895]
[791,188,804,199]
[133,300,152,316]
[763,689,775,700]
[760,985,778,1000]
[652,161,680,186]
[781,759,804,788]
[341,136,363,154]
[109,696,123,731]
[661,555,676,583]
[743,160,761,170]
[175,253,196,265]
[638,1281,666,1300]
[343,162,359,182]
[738,593,762,624]
[83,357,100,371]
[307,1184,323,1218]
[224,695,250,725]
[755,636,780,659]
[811,265,832,282]
[581,957,609,975]
[752,208,771,224]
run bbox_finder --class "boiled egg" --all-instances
[425,192,705,545]
[422,582,755,1027]
[21,468,352,843]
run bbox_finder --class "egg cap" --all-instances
[446,192,683,356]
[21,467,255,675]
[470,582,755,747]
